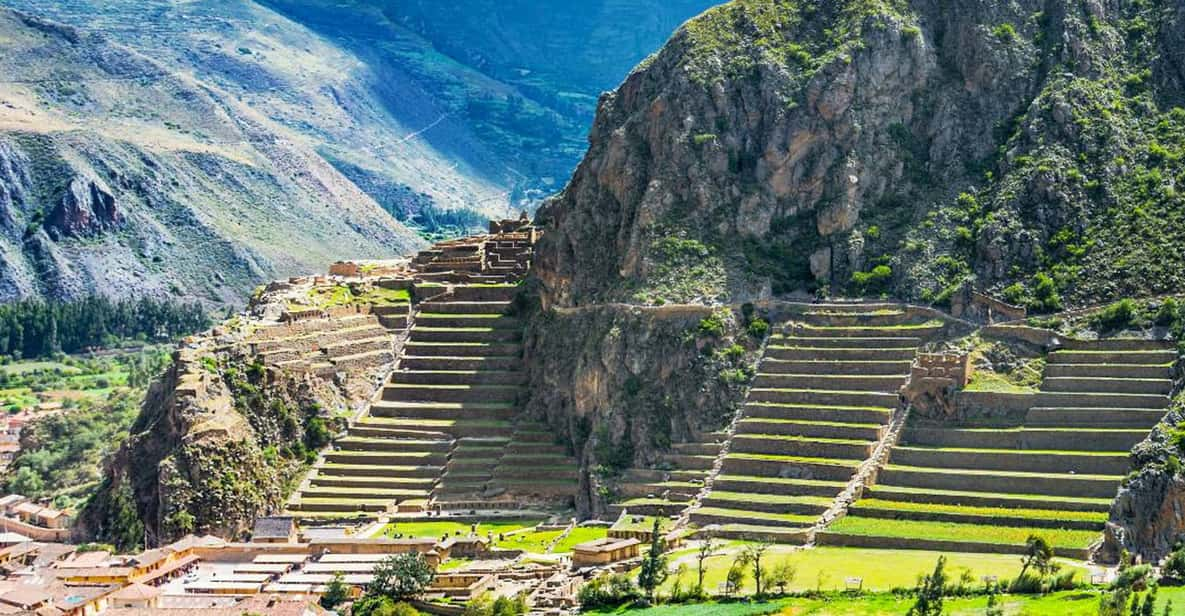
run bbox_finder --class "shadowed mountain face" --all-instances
[0,0,718,305]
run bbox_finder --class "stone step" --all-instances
[367,402,518,420]
[299,487,429,500]
[771,335,923,349]
[760,359,913,376]
[381,384,522,404]
[1047,349,1177,365]
[765,346,917,362]
[847,502,1104,531]
[491,465,580,480]
[721,454,859,482]
[335,437,452,453]
[1034,391,1170,409]
[689,507,815,529]
[323,336,391,358]
[607,499,690,517]
[316,463,443,478]
[390,370,527,386]
[400,356,521,371]
[1044,363,1174,379]
[324,450,449,466]
[410,328,521,343]
[403,342,522,357]
[347,424,452,440]
[708,524,812,544]
[749,389,900,408]
[1041,376,1173,395]
[308,475,435,490]
[418,300,513,315]
[710,474,847,497]
[289,499,392,513]
[617,481,701,500]
[878,465,1122,499]
[753,373,907,391]
[731,434,874,460]
[864,485,1113,513]
[903,426,1149,452]
[889,446,1129,475]
[450,285,520,302]
[815,529,1090,560]
[799,309,910,327]
[745,403,892,424]
[1025,407,1166,429]
[658,454,716,470]
[505,442,566,455]
[738,418,884,441]
[1058,338,1175,351]
[671,442,723,456]
[702,491,831,515]
[377,315,409,330]
[415,313,521,329]
[790,324,940,339]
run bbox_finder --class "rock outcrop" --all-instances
[46,175,123,239]
[522,300,760,516]
[1102,404,1185,564]
[535,0,1185,308]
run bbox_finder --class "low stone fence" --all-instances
[816,532,1088,560]
[0,516,71,542]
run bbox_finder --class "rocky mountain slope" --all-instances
[535,0,1185,311]
[0,7,427,305]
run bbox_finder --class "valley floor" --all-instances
[592,586,1185,615]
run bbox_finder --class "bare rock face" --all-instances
[1101,406,1185,564]
[535,0,1185,308]
[46,175,123,239]
[522,303,759,516]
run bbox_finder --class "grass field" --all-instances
[658,546,1094,595]
[380,519,541,540]
[552,526,609,553]
[851,499,1108,524]
[827,517,1101,549]
[496,529,565,553]
[590,587,1185,615]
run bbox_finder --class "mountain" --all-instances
[0,8,427,306]
[536,0,1185,311]
[0,0,719,305]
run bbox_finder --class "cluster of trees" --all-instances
[0,296,209,360]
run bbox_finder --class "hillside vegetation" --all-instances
[536,0,1185,310]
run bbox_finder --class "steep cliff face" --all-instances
[536,0,1185,309]
[521,298,762,516]
[1103,401,1185,564]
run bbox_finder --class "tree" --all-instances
[1020,535,1056,578]
[770,560,797,596]
[321,572,349,609]
[370,553,435,602]
[986,587,1003,616]
[694,536,718,597]
[724,555,748,598]
[908,555,947,616]
[743,542,773,598]
[636,517,668,601]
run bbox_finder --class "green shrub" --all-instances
[698,313,726,338]
[1163,547,1185,584]
[747,318,770,339]
[850,265,893,295]
[578,573,640,609]
[992,23,1018,42]
[1002,283,1027,305]
[1027,273,1063,312]
[1092,299,1139,332]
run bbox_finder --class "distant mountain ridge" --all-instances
[0,0,718,306]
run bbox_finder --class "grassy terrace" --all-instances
[851,499,1108,523]
[881,464,1119,480]
[693,507,817,525]
[867,484,1112,508]
[726,453,860,467]
[708,491,832,507]
[551,526,609,553]
[827,517,1100,549]
[380,519,541,539]
[715,475,848,490]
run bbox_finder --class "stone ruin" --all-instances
[901,352,972,418]
[951,288,1027,324]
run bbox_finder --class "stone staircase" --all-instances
[822,337,1177,558]
[486,423,581,504]
[688,304,938,543]
[608,437,726,518]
